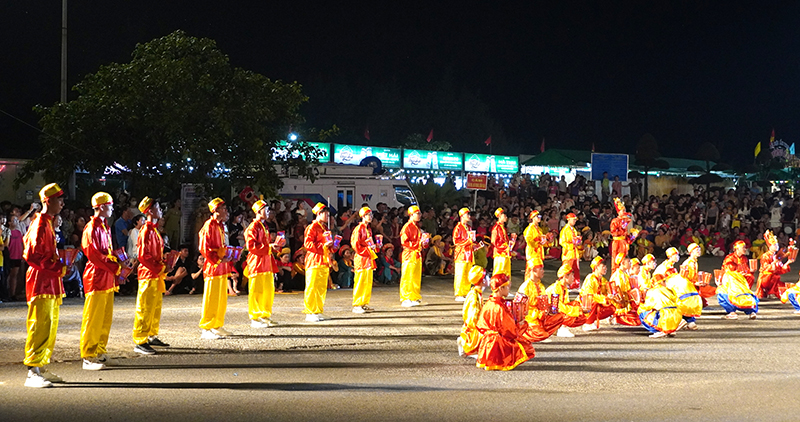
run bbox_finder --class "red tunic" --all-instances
[491,223,509,257]
[304,220,331,269]
[199,217,229,277]
[81,216,120,294]
[351,221,376,271]
[400,221,422,262]
[756,252,789,298]
[453,222,473,263]
[23,213,65,302]
[476,295,535,371]
[610,216,632,270]
[137,221,165,280]
[244,220,274,275]
[722,253,754,288]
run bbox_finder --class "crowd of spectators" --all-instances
[1,173,798,302]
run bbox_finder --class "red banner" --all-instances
[466,174,488,190]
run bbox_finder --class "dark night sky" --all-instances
[2,1,799,166]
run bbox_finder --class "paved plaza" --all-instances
[0,257,799,421]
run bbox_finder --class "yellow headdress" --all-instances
[91,192,113,208]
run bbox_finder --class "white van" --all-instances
[278,164,417,214]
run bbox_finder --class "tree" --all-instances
[634,133,669,198]
[400,133,452,152]
[18,30,319,199]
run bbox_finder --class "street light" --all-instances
[288,132,298,141]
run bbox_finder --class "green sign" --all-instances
[436,152,463,170]
[493,156,519,173]
[463,154,518,173]
[371,147,402,168]
[403,149,437,169]
[464,154,491,172]
[333,144,401,168]
[274,141,330,162]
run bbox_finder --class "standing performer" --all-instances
[244,200,279,328]
[543,263,588,337]
[458,266,487,357]
[303,203,334,322]
[476,273,535,371]
[756,230,793,299]
[198,198,233,338]
[639,273,682,338]
[608,254,641,326]
[352,207,377,314]
[523,210,546,283]
[399,205,424,307]
[654,247,680,278]
[517,264,566,341]
[453,208,476,301]
[717,240,758,319]
[680,243,717,305]
[132,197,170,354]
[610,198,636,273]
[79,192,122,370]
[22,183,67,388]
[559,213,581,285]
[491,208,511,277]
[579,257,615,332]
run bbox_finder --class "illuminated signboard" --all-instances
[273,141,330,162]
[403,150,463,170]
[464,154,491,172]
[436,152,463,170]
[333,144,402,168]
[463,154,519,173]
[493,156,519,174]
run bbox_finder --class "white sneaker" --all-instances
[201,329,222,340]
[212,327,231,337]
[649,331,668,338]
[686,322,699,330]
[82,358,105,371]
[793,310,800,314]
[556,326,575,338]
[748,313,757,320]
[259,318,277,327]
[305,314,321,322]
[352,306,366,314]
[723,312,738,320]
[539,338,553,343]
[251,319,269,328]
[25,369,52,388]
[676,319,688,331]
[39,368,63,383]
[411,300,421,306]
[455,296,466,302]
[582,323,599,332]
[401,300,414,307]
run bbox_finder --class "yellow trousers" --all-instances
[493,254,511,277]
[454,262,472,297]
[304,267,329,314]
[400,257,422,302]
[24,297,60,367]
[200,274,228,330]
[132,276,163,345]
[248,272,275,320]
[353,269,373,307]
[80,290,114,358]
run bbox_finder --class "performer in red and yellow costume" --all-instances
[654,247,680,278]
[639,254,657,290]
[610,198,636,273]
[608,254,641,326]
[79,192,122,370]
[351,206,377,314]
[756,230,793,299]
[639,272,682,338]
[523,210,546,283]
[579,256,615,331]
[544,263,588,337]
[132,197,170,354]
[22,183,67,388]
[517,264,566,341]
[491,208,512,277]
[458,266,487,357]
[717,240,758,319]
[303,203,334,322]
[244,200,279,328]
[559,213,581,284]
[198,198,233,338]
[476,273,535,371]
[680,242,717,305]
[400,205,424,307]
[453,207,476,301]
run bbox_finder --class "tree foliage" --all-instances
[634,133,668,198]
[400,133,452,151]
[19,30,318,198]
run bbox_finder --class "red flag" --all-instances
[364,126,370,141]
[770,128,775,145]
[540,138,545,153]
[427,129,434,143]
[484,136,492,146]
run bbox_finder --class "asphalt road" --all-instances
[1,257,799,422]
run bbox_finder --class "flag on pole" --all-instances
[591,142,595,152]
[364,126,370,141]
[754,142,762,157]
[770,129,775,145]
[484,136,492,146]
[427,129,433,143]
[540,138,545,153]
